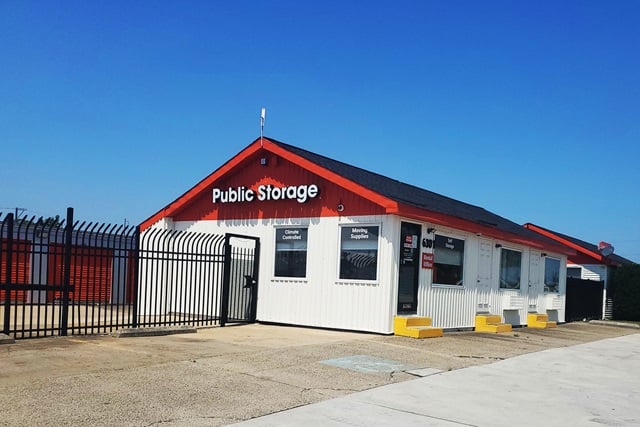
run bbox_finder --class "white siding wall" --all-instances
[172,214,397,333]
[408,218,567,329]
[145,214,569,332]
[573,264,609,284]
[568,262,613,288]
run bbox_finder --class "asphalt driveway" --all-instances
[1,322,637,426]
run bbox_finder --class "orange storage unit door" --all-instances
[47,244,113,303]
[0,239,31,302]
[126,250,136,304]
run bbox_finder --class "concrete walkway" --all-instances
[232,333,640,426]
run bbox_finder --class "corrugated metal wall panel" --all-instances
[581,264,606,281]
[420,286,477,329]
[170,215,569,332]
[47,244,113,303]
[176,214,396,333]
[414,225,568,328]
[0,238,31,302]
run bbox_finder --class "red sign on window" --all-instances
[422,253,434,269]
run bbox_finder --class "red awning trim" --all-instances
[400,205,575,256]
[523,223,613,265]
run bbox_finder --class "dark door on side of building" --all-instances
[397,222,421,313]
[565,277,604,321]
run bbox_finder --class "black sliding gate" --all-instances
[1,208,260,339]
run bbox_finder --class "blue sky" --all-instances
[1,1,639,261]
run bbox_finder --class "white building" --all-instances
[524,223,634,319]
[141,137,572,333]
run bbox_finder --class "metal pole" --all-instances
[132,225,140,328]
[250,239,260,323]
[60,207,73,336]
[220,234,232,327]
[2,213,14,335]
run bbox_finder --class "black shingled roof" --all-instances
[269,138,557,245]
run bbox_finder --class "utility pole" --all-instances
[1,207,26,219]
[16,208,27,220]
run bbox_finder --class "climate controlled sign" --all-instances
[212,184,319,204]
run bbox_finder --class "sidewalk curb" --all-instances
[0,333,15,345]
[590,320,640,329]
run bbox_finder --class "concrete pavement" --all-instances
[232,333,640,426]
[1,322,638,426]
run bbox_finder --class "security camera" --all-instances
[337,204,344,212]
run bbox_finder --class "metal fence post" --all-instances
[220,234,232,327]
[2,213,14,335]
[249,239,260,323]
[60,207,73,336]
[132,225,140,328]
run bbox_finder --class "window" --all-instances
[544,257,560,292]
[567,267,581,278]
[339,225,379,281]
[499,248,522,289]
[433,235,464,286]
[274,227,308,278]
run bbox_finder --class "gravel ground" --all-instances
[0,321,637,426]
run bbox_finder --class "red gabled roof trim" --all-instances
[140,141,262,230]
[523,223,614,265]
[140,138,569,256]
[400,204,574,256]
[141,137,398,230]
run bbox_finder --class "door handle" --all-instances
[243,275,257,288]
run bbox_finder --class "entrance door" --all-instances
[476,239,493,312]
[397,222,421,313]
[222,234,260,325]
[527,251,542,312]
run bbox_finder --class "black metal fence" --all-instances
[565,277,604,321]
[1,208,260,339]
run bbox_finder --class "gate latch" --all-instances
[244,275,258,288]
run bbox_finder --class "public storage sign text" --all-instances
[212,184,319,204]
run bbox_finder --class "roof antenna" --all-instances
[260,107,266,147]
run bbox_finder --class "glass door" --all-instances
[397,222,421,313]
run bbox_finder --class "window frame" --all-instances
[543,256,561,293]
[273,226,309,279]
[566,266,582,279]
[337,224,381,282]
[432,233,465,287]
[499,247,522,290]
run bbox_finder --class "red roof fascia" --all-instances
[523,223,608,264]
[140,141,264,230]
[401,205,574,255]
[141,138,398,230]
[568,252,603,265]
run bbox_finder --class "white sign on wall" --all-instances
[212,184,319,204]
